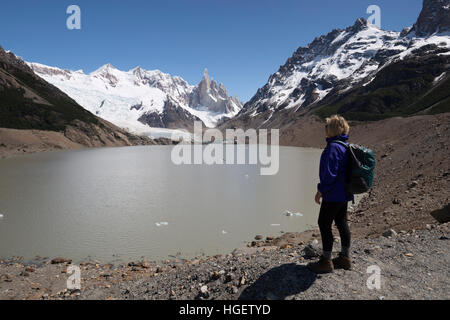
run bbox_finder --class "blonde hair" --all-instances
[326,115,350,137]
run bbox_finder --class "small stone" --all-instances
[240,276,246,286]
[254,235,263,241]
[404,253,414,257]
[200,285,209,298]
[408,181,419,189]
[303,242,321,258]
[382,229,397,238]
[51,257,72,264]
[25,266,35,273]
[224,272,234,283]
[210,271,221,280]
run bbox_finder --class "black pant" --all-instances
[318,202,351,252]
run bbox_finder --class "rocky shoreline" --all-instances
[0,220,448,300]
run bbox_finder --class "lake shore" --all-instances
[0,125,174,160]
[0,221,448,300]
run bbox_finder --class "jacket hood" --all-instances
[326,134,349,144]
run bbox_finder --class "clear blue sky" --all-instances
[0,0,423,102]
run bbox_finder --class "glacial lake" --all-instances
[0,145,323,263]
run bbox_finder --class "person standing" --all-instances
[307,115,353,274]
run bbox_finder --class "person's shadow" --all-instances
[238,264,316,300]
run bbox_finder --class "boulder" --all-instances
[430,204,450,223]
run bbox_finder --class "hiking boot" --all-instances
[332,253,352,270]
[307,256,333,274]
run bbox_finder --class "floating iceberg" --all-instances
[0,214,4,219]
[284,211,303,217]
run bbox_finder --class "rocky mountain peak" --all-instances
[190,69,242,114]
[92,63,117,75]
[203,68,210,81]
[199,68,211,93]
[410,0,450,36]
[351,17,370,32]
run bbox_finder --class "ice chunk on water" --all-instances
[155,221,169,227]
[270,224,281,227]
[0,214,4,219]
[222,230,228,234]
[284,210,303,217]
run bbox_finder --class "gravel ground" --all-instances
[1,222,448,300]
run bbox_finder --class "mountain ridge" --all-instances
[0,46,158,153]
[28,62,243,134]
[220,0,450,131]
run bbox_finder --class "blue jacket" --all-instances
[317,134,353,203]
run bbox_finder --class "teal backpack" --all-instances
[332,141,376,195]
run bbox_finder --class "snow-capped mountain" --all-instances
[27,63,242,135]
[0,46,155,147]
[228,0,450,127]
